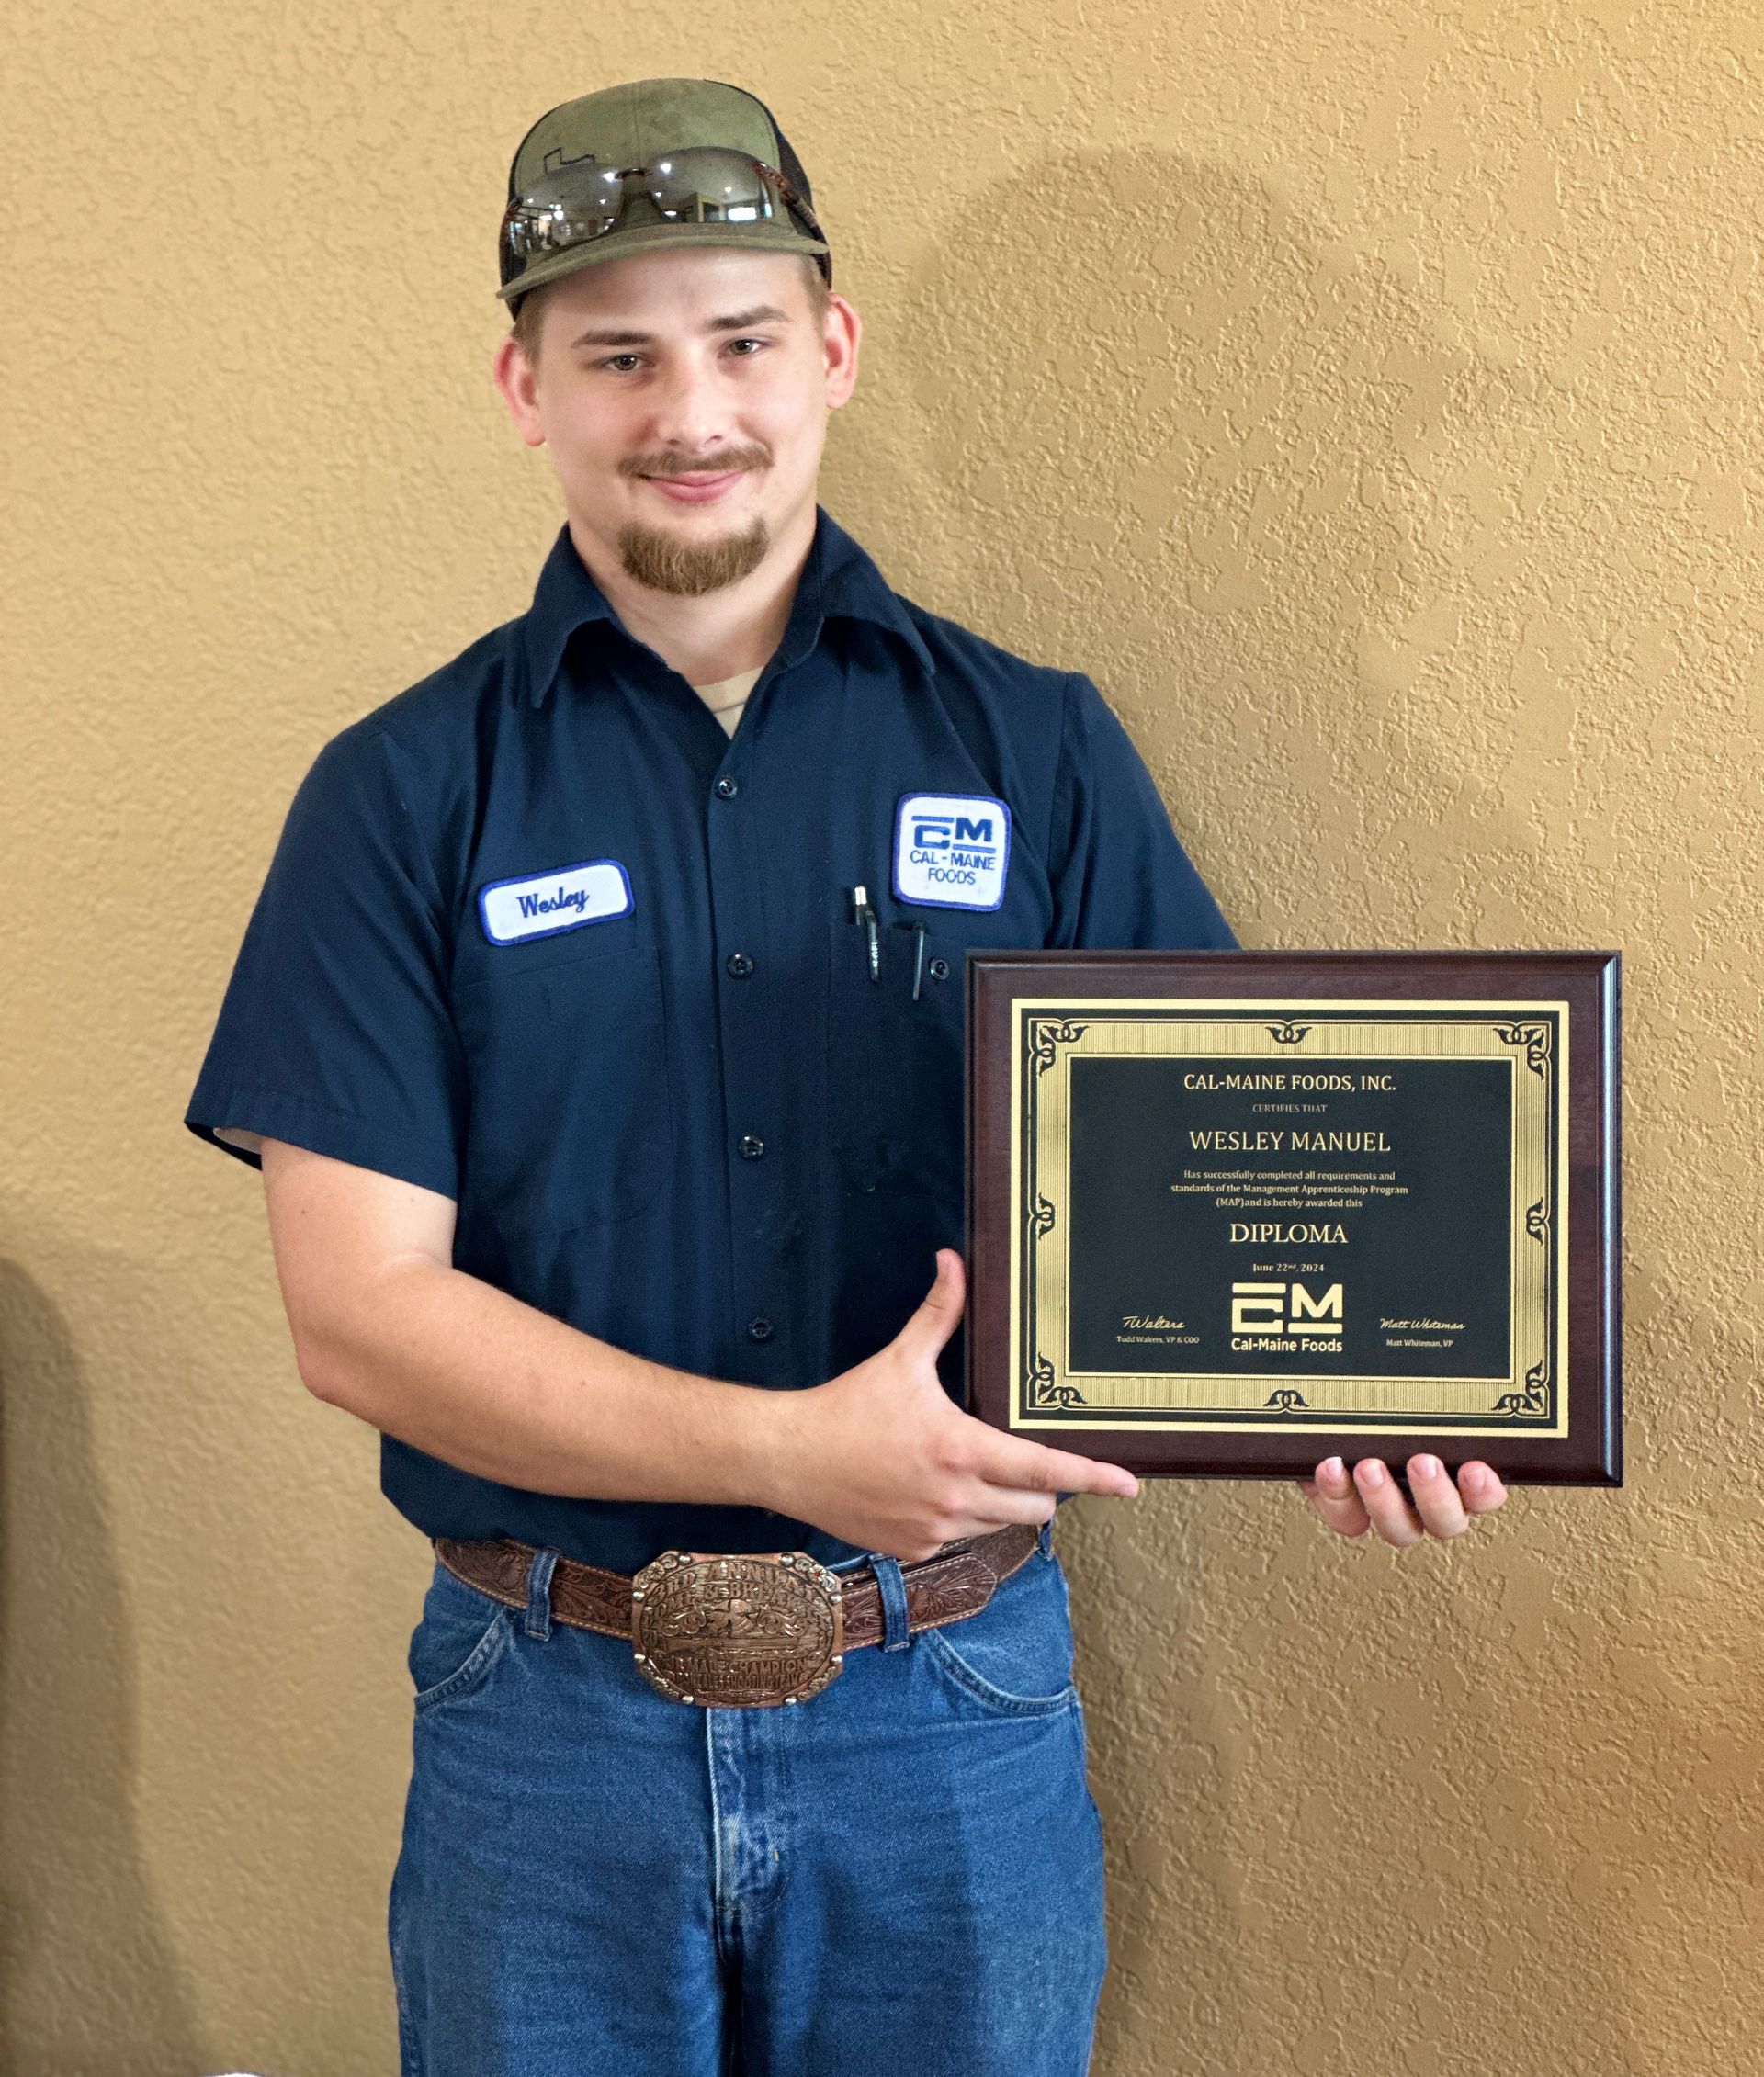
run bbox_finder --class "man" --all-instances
[185,77,1508,2076]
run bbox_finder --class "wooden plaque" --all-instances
[965,951,1621,1484]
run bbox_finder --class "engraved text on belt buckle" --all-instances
[629,1551,845,1708]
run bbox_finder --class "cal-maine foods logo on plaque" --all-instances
[1229,1278,1345,1349]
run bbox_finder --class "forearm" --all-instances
[299,1257,788,1510]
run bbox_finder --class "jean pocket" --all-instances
[920,1547,1080,1718]
[409,1561,515,1715]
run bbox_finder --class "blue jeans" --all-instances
[389,1525,1107,2074]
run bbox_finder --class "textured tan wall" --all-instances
[3,3,1758,2072]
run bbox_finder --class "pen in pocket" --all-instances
[848,884,880,982]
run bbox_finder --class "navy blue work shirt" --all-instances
[186,507,1237,1572]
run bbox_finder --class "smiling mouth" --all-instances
[640,469,751,504]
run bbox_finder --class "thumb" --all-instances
[899,1247,967,1358]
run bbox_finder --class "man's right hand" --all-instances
[764,1247,1140,1562]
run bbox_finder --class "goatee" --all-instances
[616,514,771,596]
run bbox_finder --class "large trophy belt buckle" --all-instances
[629,1550,845,1709]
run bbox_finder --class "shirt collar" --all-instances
[522,504,936,708]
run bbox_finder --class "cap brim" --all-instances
[498,220,830,304]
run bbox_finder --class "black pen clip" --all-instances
[888,918,930,1000]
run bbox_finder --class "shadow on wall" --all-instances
[839,146,1565,954]
[833,149,1681,2073]
[0,1255,203,2076]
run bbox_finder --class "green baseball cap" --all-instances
[497,78,831,310]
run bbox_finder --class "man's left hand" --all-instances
[1298,1454,1508,1548]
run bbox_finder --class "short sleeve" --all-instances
[184,721,466,1198]
[1046,672,1239,951]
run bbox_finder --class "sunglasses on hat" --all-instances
[502,146,826,273]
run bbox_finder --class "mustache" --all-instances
[621,446,771,480]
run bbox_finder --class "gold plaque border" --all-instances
[1008,998,1569,1439]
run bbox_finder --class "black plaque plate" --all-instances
[965,951,1621,1484]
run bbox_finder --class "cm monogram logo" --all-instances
[1230,1281,1344,1338]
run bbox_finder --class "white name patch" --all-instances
[479,858,633,945]
[893,792,1011,910]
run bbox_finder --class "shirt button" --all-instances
[739,1134,765,1159]
[725,952,754,977]
[747,1315,775,1342]
[714,775,739,799]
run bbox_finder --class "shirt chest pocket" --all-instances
[455,941,673,1233]
[827,915,980,1208]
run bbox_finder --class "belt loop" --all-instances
[1037,1517,1054,1560]
[872,1553,911,1651]
[523,1545,559,1640]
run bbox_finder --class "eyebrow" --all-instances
[569,304,794,349]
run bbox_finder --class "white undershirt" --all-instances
[690,665,764,738]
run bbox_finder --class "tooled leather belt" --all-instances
[434,1521,1039,1710]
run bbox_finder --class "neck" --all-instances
[566,497,818,687]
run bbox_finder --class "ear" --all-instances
[492,332,548,450]
[822,292,863,412]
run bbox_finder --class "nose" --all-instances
[647,354,731,464]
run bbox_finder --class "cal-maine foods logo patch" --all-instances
[478,859,633,944]
[893,792,1011,911]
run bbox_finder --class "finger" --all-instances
[982,1430,1138,1500]
[950,1480,1061,1531]
[1352,1458,1425,1549]
[1456,1461,1509,1516]
[1301,1456,1371,1538]
[1406,1453,1470,1539]
[897,1247,967,1358]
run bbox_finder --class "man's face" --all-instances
[495,247,860,597]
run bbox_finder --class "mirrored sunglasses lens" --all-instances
[641,148,782,227]
[504,164,628,261]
